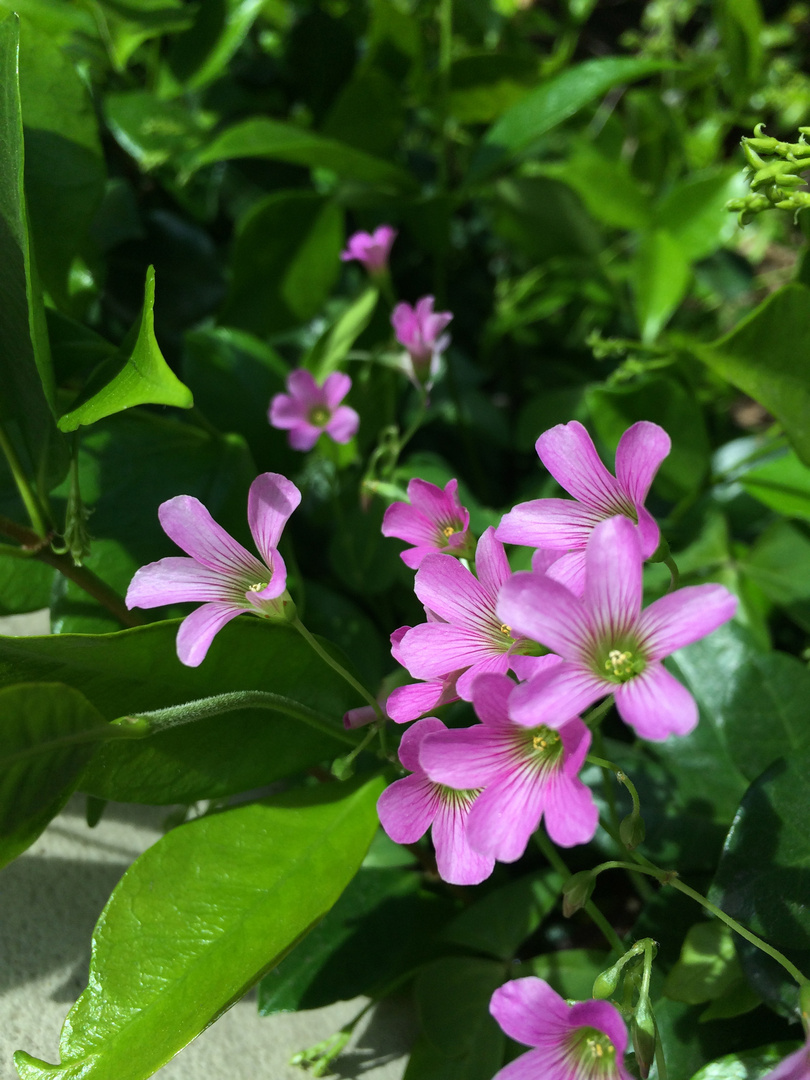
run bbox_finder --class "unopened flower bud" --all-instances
[631,995,657,1079]
[620,809,646,850]
[562,870,596,917]
[593,961,624,1000]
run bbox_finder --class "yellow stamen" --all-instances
[248,581,269,592]
[605,648,634,677]
[499,623,511,636]
[442,525,455,538]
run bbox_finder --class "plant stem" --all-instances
[293,617,384,722]
[534,831,625,957]
[0,514,142,628]
[664,555,680,590]
[589,859,808,987]
[0,422,50,538]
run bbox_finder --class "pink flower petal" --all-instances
[489,979,573,1047]
[431,796,495,885]
[245,549,288,602]
[175,601,245,667]
[287,368,320,404]
[288,422,322,451]
[397,716,445,771]
[536,421,624,509]
[398,624,502,684]
[377,773,438,843]
[582,517,642,638]
[615,421,671,505]
[497,572,588,659]
[322,370,352,409]
[542,771,598,847]
[492,1048,573,1080]
[382,501,437,547]
[637,584,737,660]
[420,724,509,789]
[509,666,607,728]
[568,998,631,1060]
[544,550,586,597]
[386,678,457,724]
[268,393,306,427]
[325,404,359,443]
[475,527,511,595]
[465,772,548,862]
[615,663,698,740]
[158,495,265,581]
[413,554,494,630]
[247,472,301,562]
[468,671,513,727]
[497,498,605,549]
[126,557,231,608]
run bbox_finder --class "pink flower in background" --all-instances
[391,296,452,383]
[376,717,495,885]
[382,478,473,569]
[340,225,397,274]
[127,473,300,667]
[396,528,547,702]
[497,420,670,596]
[269,369,359,451]
[489,978,634,1080]
[419,673,597,861]
[498,515,737,741]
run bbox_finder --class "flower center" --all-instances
[309,406,330,427]
[248,581,269,592]
[603,648,645,683]
[525,724,562,768]
[499,623,512,636]
[442,525,455,537]
[566,1027,618,1078]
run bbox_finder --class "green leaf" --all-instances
[532,143,653,231]
[663,922,747,1005]
[469,56,669,182]
[441,869,562,961]
[222,191,344,336]
[742,520,810,630]
[18,16,105,308]
[0,682,111,868]
[57,266,193,431]
[632,228,692,343]
[653,168,745,263]
[104,91,216,173]
[165,0,265,91]
[689,1043,802,1080]
[690,284,810,467]
[305,286,379,380]
[90,0,195,72]
[0,619,363,803]
[448,54,535,125]
[739,449,810,521]
[259,865,453,1014]
[405,958,505,1080]
[194,117,415,189]
[0,14,67,491]
[528,948,611,1000]
[13,775,383,1080]
[711,748,810,1016]
[0,554,53,615]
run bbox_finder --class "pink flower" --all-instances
[396,528,549,703]
[764,1033,810,1079]
[419,672,597,861]
[126,473,300,667]
[497,421,670,596]
[382,478,474,569]
[391,296,452,383]
[498,515,737,741]
[269,369,359,451]
[489,977,634,1080]
[340,225,397,274]
[385,625,462,724]
[376,717,495,885]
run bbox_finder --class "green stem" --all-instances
[589,860,808,987]
[436,0,453,193]
[582,696,615,729]
[664,555,680,591]
[654,1034,668,1080]
[0,422,50,538]
[588,755,643,820]
[293,617,384,722]
[534,831,625,957]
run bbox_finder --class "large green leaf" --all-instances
[90,0,194,72]
[711,748,810,1016]
[739,449,810,522]
[14,775,384,1080]
[305,286,379,380]
[0,14,67,491]
[104,91,216,173]
[0,681,113,868]
[653,168,744,263]
[632,228,691,343]
[221,191,344,336]
[194,117,415,189]
[468,56,668,182]
[0,553,53,614]
[0,619,363,803]
[689,1043,802,1080]
[689,284,810,466]
[57,266,193,431]
[166,0,265,91]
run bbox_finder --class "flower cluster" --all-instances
[377,420,737,882]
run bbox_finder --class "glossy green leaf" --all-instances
[0,554,53,615]
[0,682,111,868]
[305,286,379,380]
[222,191,344,336]
[166,0,265,91]
[0,14,67,491]
[654,168,745,262]
[441,869,562,961]
[0,619,363,803]
[14,775,384,1080]
[689,1043,802,1080]
[18,17,105,307]
[194,117,415,189]
[664,922,747,1005]
[632,228,691,342]
[57,266,193,431]
[104,92,216,173]
[259,865,453,1014]
[690,285,810,466]
[711,748,810,1016]
[91,0,194,72]
[739,449,810,522]
[469,56,668,182]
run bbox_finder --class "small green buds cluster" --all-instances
[593,939,660,1080]
[727,124,810,225]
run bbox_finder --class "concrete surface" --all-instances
[0,611,414,1080]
